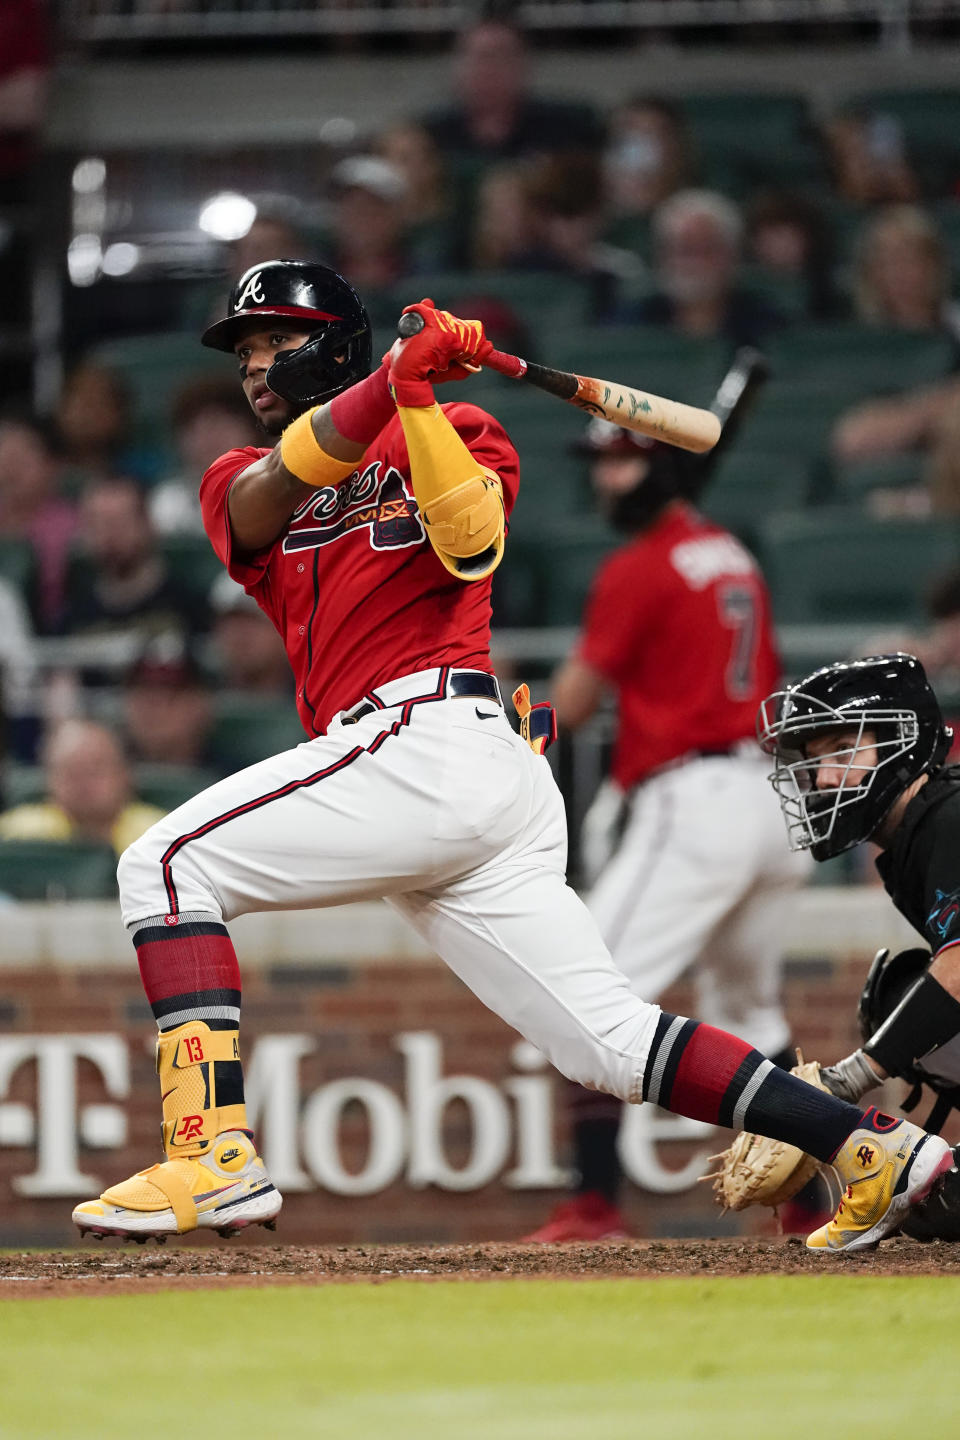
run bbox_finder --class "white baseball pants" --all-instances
[118,668,662,1103]
[585,749,812,1059]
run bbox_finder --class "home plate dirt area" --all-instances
[3,1237,959,1294]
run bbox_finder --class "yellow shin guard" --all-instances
[157,1020,247,1158]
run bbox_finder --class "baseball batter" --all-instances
[71,261,950,1253]
[527,414,812,1242]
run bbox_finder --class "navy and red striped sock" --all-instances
[132,911,242,1034]
[642,1012,890,1164]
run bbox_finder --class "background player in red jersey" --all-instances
[526,391,815,1243]
[71,261,951,1254]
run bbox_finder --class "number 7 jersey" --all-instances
[577,501,780,788]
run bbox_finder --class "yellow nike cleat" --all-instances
[806,1117,953,1254]
[72,1131,282,1242]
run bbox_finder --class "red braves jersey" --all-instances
[578,502,780,789]
[201,401,518,734]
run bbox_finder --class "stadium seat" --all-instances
[383,270,595,343]
[540,325,730,411]
[211,695,307,771]
[522,518,620,627]
[0,537,37,604]
[134,764,222,812]
[160,533,223,600]
[0,840,118,901]
[700,452,814,550]
[680,92,826,195]
[765,324,955,395]
[857,90,960,193]
[829,452,926,503]
[758,511,960,626]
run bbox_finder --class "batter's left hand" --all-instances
[386,299,492,405]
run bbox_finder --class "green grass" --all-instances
[1,1277,957,1439]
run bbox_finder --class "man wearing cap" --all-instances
[525,405,812,1242]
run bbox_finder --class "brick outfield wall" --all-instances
[4,945,956,1250]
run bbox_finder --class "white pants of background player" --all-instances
[118,667,662,1104]
[582,750,812,1060]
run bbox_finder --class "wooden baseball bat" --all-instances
[396,311,722,454]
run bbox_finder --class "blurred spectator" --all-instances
[208,572,292,697]
[121,637,219,770]
[603,95,694,232]
[523,151,645,313]
[323,155,414,314]
[231,203,313,278]
[150,376,260,537]
[55,359,160,489]
[470,161,541,270]
[420,13,604,170]
[0,718,163,855]
[62,476,208,646]
[376,121,458,272]
[614,189,786,348]
[852,204,960,342]
[831,375,960,472]
[823,107,919,207]
[0,411,77,630]
[745,189,845,320]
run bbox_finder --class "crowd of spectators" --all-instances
[2,6,960,891]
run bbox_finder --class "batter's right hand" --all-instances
[386,299,492,406]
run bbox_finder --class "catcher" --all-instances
[709,653,960,1241]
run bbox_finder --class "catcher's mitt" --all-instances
[701,1053,829,1212]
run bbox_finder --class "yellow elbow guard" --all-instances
[397,402,505,581]
[279,407,360,488]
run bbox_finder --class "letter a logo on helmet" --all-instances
[233,270,266,311]
[201,258,373,411]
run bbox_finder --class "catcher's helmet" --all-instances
[201,259,372,409]
[757,653,951,860]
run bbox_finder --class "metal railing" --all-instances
[58,0,958,44]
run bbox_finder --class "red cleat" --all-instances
[522,1191,630,1243]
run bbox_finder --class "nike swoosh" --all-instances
[475,708,499,720]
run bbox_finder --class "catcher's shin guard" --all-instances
[72,1021,282,1240]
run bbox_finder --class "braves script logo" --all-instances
[283,462,425,555]
[927,887,960,940]
[234,270,266,310]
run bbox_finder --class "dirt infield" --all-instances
[2,1236,959,1295]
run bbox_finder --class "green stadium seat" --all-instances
[680,92,826,195]
[133,764,222,812]
[829,453,926,503]
[211,695,307,772]
[765,324,955,395]
[2,765,43,807]
[758,511,960,626]
[539,325,729,411]
[382,271,594,344]
[160,533,223,600]
[857,90,960,193]
[0,537,36,605]
[0,840,118,901]
[700,452,814,550]
[521,518,620,627]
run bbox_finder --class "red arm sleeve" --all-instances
[199,447,275,588]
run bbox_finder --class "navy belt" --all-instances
[343,670,502,725]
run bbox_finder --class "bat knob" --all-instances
[397,312,426,339]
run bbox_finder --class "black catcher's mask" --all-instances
[201,259,373,411]
[757,653,952,861]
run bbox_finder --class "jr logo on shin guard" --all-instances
[176,1115,205,1143]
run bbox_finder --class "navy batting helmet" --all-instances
[201,259,372,408]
